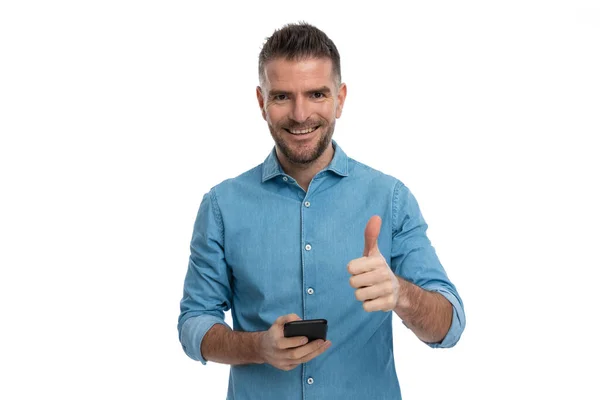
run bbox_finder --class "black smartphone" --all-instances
[283,319,328,342]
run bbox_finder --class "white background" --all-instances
[1,1,599,399]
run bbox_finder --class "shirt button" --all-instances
[304,201,310,207]
[282,176,288,182]
[305,244,311,251]
[307,377,314,385]
[307,288,314,295]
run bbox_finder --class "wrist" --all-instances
[252,331,266,365]
[394,275,413,312]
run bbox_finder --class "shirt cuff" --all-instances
[426,288,465,348]
[180,315,230,364]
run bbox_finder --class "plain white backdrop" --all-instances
[1,1,599,399]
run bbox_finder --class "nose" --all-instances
[290,97,310,123]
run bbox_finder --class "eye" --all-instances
[273,94,287,101]
[312,92,325,99]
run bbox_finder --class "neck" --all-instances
[276,143,334,192]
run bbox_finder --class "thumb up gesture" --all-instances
[347,216,401,312]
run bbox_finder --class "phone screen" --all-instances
[283,319,328,341]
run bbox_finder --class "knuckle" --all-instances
[301,354,314,364]
[387,296,396,308]
[385,281,393,293]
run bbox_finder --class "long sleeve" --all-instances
[390,181,466,348]
[177,188,232,363]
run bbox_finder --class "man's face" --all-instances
[257,57,347,165]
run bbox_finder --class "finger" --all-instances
[349,268,388,288]
[275,313,302,326]
[363,215,382,257]
[294,340,332,365]
[362,296,393,312]
[276,335,309,350]
[354,281,394,302]
[347,257,381,276]
[286,339,329,362]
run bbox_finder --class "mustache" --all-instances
[281,120,324,130]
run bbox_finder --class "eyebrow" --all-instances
[268,86,332,97]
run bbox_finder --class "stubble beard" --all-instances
[268,119,335,166]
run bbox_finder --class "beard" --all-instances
[268,117,335,165]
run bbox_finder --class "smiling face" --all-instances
[257,57,347,166]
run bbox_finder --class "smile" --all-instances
[285,126,319,135]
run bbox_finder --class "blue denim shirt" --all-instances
[178,140,465,399]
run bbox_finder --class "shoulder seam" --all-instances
[392,180,405,234]
[209,188,225,244]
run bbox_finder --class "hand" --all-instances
[257,314,332,371]
[348,215,400,312]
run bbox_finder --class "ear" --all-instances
[335,83,347,119]
[256,86,267,121]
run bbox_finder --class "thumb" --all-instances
[363,215,382,257]
[276,313,302,326]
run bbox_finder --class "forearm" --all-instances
[201,324,264,365]
[393,275,452,344]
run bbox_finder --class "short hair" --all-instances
[258,22,341,88]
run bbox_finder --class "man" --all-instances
[178,22,465,399]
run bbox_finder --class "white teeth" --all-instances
[289,126,318,134]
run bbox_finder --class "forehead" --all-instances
[262,57,335,90]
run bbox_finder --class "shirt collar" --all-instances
[261,139,349,183]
